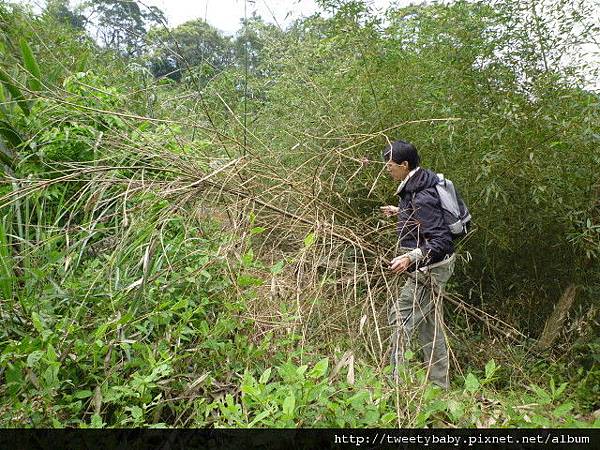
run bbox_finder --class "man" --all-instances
[380,140,455,389]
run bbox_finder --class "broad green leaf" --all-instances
[530,384,552,405]
[554,382,568,400]
[308,357,329,379]
[259,367,272,384]
[170,298,188,311]
[26,350,44,368]
[364,408,380,424]
[271,260,285,274]
[46,343,57,362]
[296,364,308,377]
[249,409,271,427]
[19,38,42,91]
[348,391,369,409]
[552,402,573,416]
[130,405,143,421]
[381,412,397,424]
[90,414,104,428]
[447,399,464,421]
[241,249,254,267]
[241,382,260,397]
[303,232,315,248]
[282,393,295,417]
[31,312,44,334]
[95,322,109,339]
[6,364,23,395]
[237,275,263,287]
[250,226,265,235]
[464,372,480,393]
[485,359,497,379]
[74,390,93,399]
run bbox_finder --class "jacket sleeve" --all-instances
[412,189,454,265]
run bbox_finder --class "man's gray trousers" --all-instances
[388,255,455,389]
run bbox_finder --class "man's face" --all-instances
[386,160,409,182]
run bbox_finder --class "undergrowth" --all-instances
[0,0,598,429]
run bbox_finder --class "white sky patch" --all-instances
[137,0,403,35]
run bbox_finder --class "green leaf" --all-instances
[308,357,329,379]
[282,393,296,418]
[170,298,188,311]
[530,384,552,405]
[271,260,285,274]
[46,343,58,362]
[296,365,308,377]
[95,322,109,339]
[237,275,263,287]
[0,67,30,116]
[554,382,568,400]
[130,405,143,421]
[90,414,104,428]
[303,232,316,248]
[259,367,272,384]
[249,409,271,427]
[19,38,42,92]
[250,226,265,235]
[552,402,573,416]
[74,390,93,399]
[241,381,260,397]
[31,312,44,334]
[464,373,480,393]
[0,120,24,149]
[447,399,464,421]
[6,364,23,396]
[484,359,497,379]
[241,249,254,267]
[26,350,44,368]
[348,391,369,409]
[381,412,397,425]
[364,408,380,424]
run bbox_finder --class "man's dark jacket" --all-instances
[397,168,454,270]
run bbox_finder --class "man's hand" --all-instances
[389,255,411,274]
[380,205,399,217]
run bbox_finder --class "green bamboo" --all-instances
[19,38,43,92]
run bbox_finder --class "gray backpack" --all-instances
[435,174,471,238]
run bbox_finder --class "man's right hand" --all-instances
[380,205,399,217]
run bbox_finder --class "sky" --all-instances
[134,0,405,35]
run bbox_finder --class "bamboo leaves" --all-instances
[0,38,43,118]
[0,120,21,169]
[0,66,30,116]
[0,120,23,149]
[0,38,42,168]
[19,38,42,92]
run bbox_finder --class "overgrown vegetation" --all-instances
[0,0,598,428]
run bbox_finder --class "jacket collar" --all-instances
[395,167,420,195]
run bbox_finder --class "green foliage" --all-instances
[146,19,233,83]
[19,38,42,92]
[0,66,30,116]
[80,0,166,57]
[0,0,598,430]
